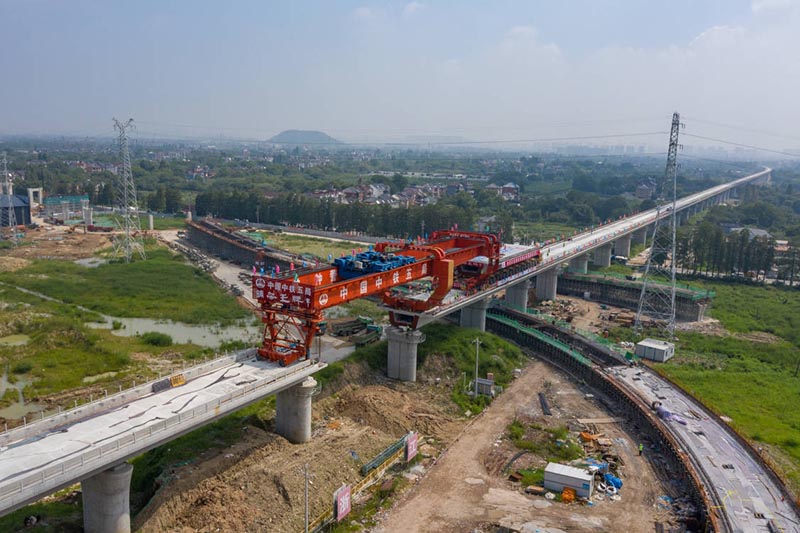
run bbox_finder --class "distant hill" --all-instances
[268,130,341,145]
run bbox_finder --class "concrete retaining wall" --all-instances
[558,273,709,322]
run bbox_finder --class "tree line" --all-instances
[674,220,774,279]
[193,190,515,241]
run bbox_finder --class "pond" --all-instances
[87,316,262,348]
[0,334,30,347]
[0,371,45,422]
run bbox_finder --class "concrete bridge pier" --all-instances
[386,327,426,381]
[82,462,133,533]
[504,280,530,311]
[568,255,588,274]
[275,377,317,443]
[614,234,631,257]
[460,298,491,331]
[632,227,648,246]
[535,269,559,301]
[592,244,613,267]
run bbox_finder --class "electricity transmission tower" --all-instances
[0,152,18,246]
[634,112,682,339]
[112,118,145,262]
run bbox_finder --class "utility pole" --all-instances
[0,153,18,246]
[304,463,309,533]
[635,112,682,339]
[472,337,482,398]
[112,118,145,263]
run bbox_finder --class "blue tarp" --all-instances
[604,473,623,489]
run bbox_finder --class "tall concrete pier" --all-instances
[275,377,317,444]
[81,462,133,533]
[460,298,491,331]
[504,280,530,311]
[386,327,426,382]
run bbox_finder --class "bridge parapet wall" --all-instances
[0,349,255,447]
[0,357,322,515]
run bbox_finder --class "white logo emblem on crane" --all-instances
[319,294,329,306]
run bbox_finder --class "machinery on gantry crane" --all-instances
[252,230,519,366]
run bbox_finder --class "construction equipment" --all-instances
[252,230,528,366]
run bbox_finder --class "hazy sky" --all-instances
[1,0,799,149]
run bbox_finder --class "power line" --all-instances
[127,128,670,147]
[364,132,668,147]
[135,116,667,137]
[682,132,800,158]
[683,116,800,143]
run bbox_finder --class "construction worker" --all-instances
[638,443,644,456]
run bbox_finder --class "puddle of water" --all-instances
[74,258,108,268]
[89,316,261,348]
[83,371,118,384]
[0,371,46,421]
[0,334,30,346]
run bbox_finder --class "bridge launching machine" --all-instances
[252,230,540,366]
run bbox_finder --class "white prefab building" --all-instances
[543,462,594,498]
[635,338,675,362]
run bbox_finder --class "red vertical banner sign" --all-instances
[405,431,418,462]
[334,484,351,522]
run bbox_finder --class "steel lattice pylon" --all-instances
[112,118,145,263]
[0,153,18,246]
[634,112,682,339]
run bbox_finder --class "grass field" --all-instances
[514,221,577,244]
[0,249,249,324]
[0,285,217,398]
[692,281,800,345]
[258,231,365,260]
[150,216,188,230]
[0,247,251,399]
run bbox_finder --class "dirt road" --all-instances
[375,359,672,532]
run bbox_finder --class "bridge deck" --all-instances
[0,354,323,514]
[396,168,771,320]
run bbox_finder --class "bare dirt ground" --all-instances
[136,352,679,533]
[373,359,677,533]
[676,316,782,343]
[135,357,465,532]
[533,294,635,335]
[4,224,112,261]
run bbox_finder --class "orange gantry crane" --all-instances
[252,230,501,366]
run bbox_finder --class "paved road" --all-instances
[609,366,800,532]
